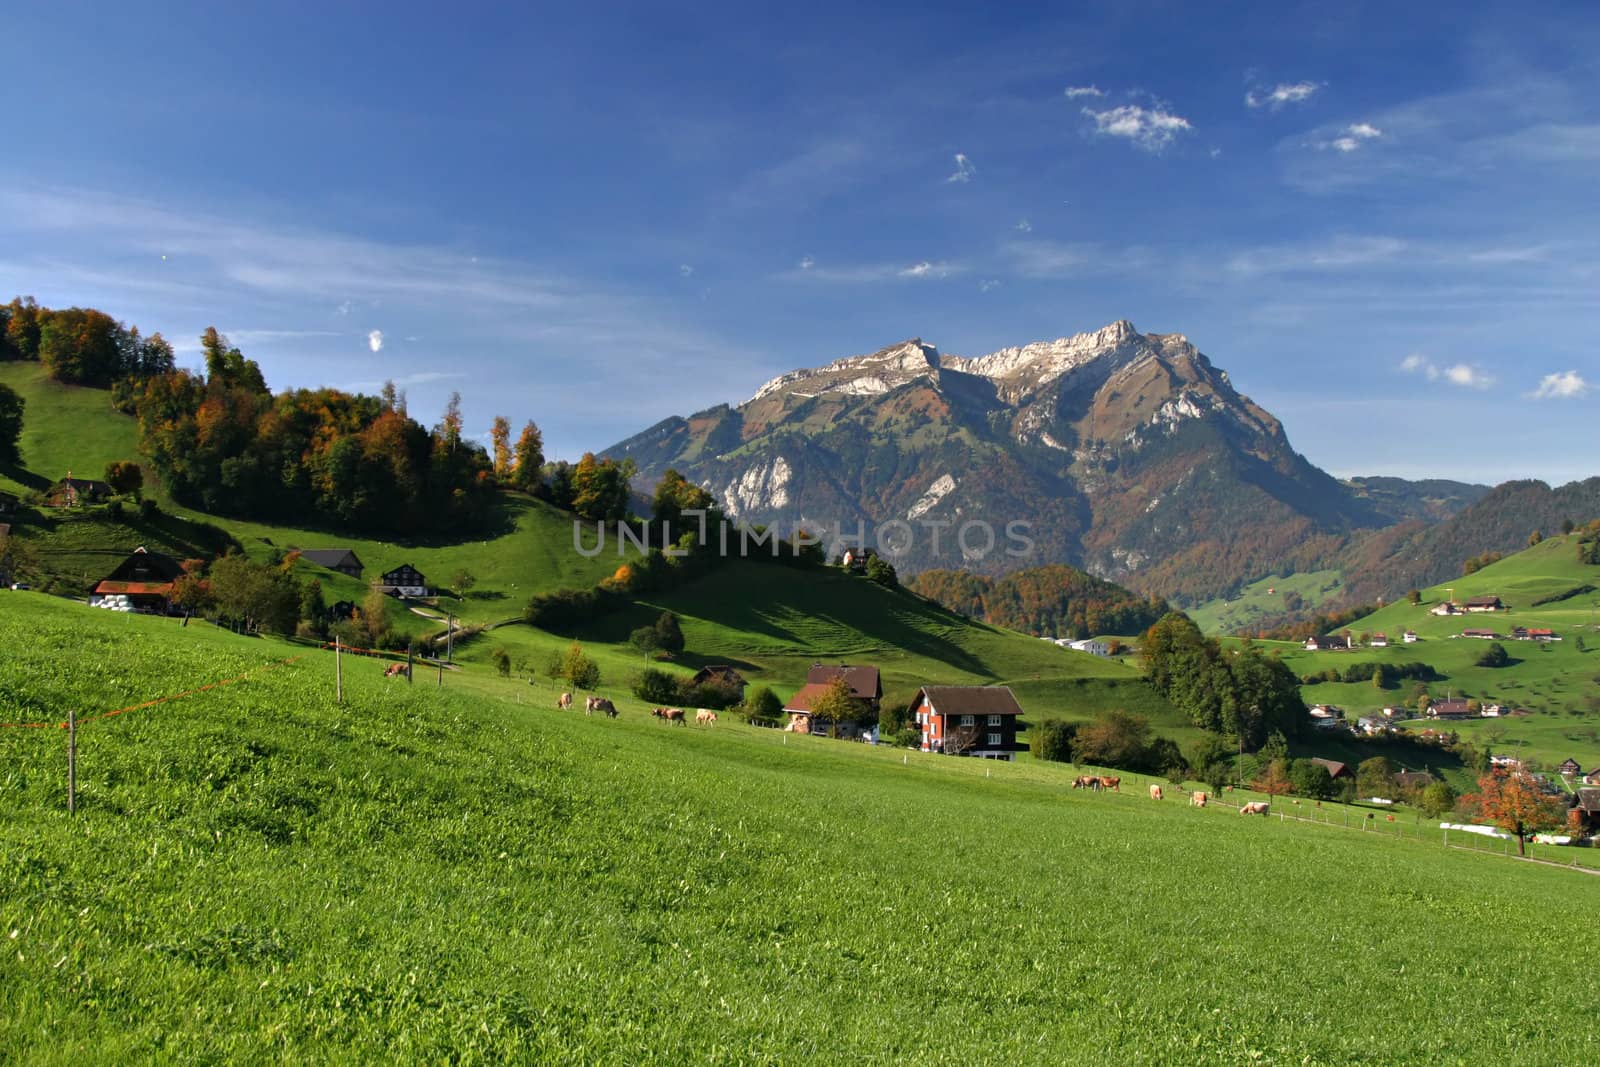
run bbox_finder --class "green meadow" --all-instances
[3,594,1599,1063]
[1187,568,1346,636]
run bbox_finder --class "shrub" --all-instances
[1289,759,1336,800]
[632,667,681,705]
[1476,642,1509,668]
[492,648,511,677]
[137,497,160,519]
[1030,719,1076,763]
[741,686,783,725]
[679,679,742,710]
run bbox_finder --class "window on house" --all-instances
[987,714,1002,726]
[987,732,1002,747]
[960,715,975,727]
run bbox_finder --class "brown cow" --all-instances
[383,662,406,678]
[1072,775,1095,789]
[1190,791,1208,808]
[1149,784,1163,801]
[695,709,718,726]
[557,692,573,710]
[1240,801,1270,815]
[1100,776,1121,792]
[652,707,686,725]
[586,697,616,718]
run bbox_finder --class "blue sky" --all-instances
[3,1,1597,483]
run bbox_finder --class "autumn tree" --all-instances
[104,460,144,498]
[1252,758,1294,797]
[651,468,715,529]
[557,641,601,689]
[512,421,544,493]
[1355,756,1397,800]
[437,392,464,453]
[1072,709,1153,770]
[490,416,512,479]
[807,676,859,738]
[1472,771,1565,855]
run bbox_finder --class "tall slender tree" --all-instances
[490,415,512,479]
[512,420,544,493]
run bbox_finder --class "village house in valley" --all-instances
[912,685,1026,760]
[89,546,184,614]
[689,665,747,699]
[1463,595,1503,612]
[783,664,882,739]
[1304,634,1352,651]
[377,563,429,597]
[47,476,112,508]
[300,548,366,579]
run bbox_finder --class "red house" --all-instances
[912,685,1025,761]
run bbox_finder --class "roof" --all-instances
[1395,770,1434,788]
[55,477,113,494]
[102,547,185,584]
[1465,595,1501,605]
[1310,757,1349,778]
[300,548,364,570]
[93,581,175,596]
[690,665,746,686]
[382,562,425,576]
[783,682,865,717]
[916,685,1024,717]
[1575,788,1600,814]
[805,664,882,700]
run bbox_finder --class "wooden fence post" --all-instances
[335,636,343,704]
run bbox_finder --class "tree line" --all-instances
[908,563,1169,639]
[1141,613,1308,750]
[2,296,177,386]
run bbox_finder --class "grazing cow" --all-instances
[383,662,406,678]
[586,697,616,718]
[1100,776,1121,792]
[1072,775,1094,790]
[1191,791,1208,808]
[1149,784,1163,801]
[652,707,686,725]
[557,692,573,710]
[695,709,718,726]
[1240,801,1269,816]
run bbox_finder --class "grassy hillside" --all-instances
[1188,568,1345,635]
[1249,534,1600,768]
[3,594,1599,1061]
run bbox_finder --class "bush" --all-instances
[105,500,125,522]
[741,685,783,725]
[1030,719,1076,763]
[137,496,160,520]
[865,555,899,588]
[1289,759,1336,800]
[492,648,511,677]
[679,679,742,710]
[1420,781,1458,817]
[632,667,681,705]
[1476,642,1510,668]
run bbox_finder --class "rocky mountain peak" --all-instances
[747,339,941,404]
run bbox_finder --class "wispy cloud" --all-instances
[1002,239,1099,278]
[946,152,976,183]
[978,279,1001,292]
[678,263,695,277]
[1400,352,1494,389]
[367,329,384,353]
[798,255,815,271]
[1064,85,1105,99]
[1226,235,1408,275]
[1081,104,1193,152]
[1529,370,1589,400]
[1318,122,1384,153]
[787,259,960,283]
[1014,219,1032,233]
[1246,81,1322,110]
[331,370,464,394]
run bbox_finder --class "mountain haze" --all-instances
[606,321,1392,602]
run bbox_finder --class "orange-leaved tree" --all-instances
[1472,771,1565,856]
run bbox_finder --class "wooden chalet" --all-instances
[1463,595,1503,613]
[1584,768,1600,787]
[1402,630,1419,643]
[783,682,871,740]
[689,665,747,697]
[1461,628,1499,640]
[300,548,366,579]
[0,490,17,515]
[377,563,429,597]
[1558,758,1582,778]
[1394,770,1434,792]
[1310,757,1352,780]
[1369,633,1388,647]
[89,546,184,613]
[329,600,356,621]
[47,476,112,508]
[805,664,882,712]
[1428,701,1473,720]
[1571,788,1600,834]
[911,685,1025,760]
[1304,634,1352,652]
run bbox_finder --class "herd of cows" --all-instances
[551,690,719,726]
[538,682,1279,815]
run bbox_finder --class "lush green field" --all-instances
[1188,568,1346,636]
[1251,535,1600,769]
[3,594,1599,1062]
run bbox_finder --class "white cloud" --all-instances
[1319,122,1384,153]
[678,264,694,277]
[798,255,815,270]
[946,153,976,183]
[1246,81,1322,110]
[787,259,960,283]
[1209,147,1222,159]
[1530,370,1590,400]
[335,300,351,316]
[1399,353,1494,389]
[978,279,1001,292]
[1014,219,1032,233]
[1064,85,1105,99]
[1226,235,1407,275]
[1002,239,1097,278]
[367,329,384,353]
[900,260,957,279]
[1081,104,1193,151]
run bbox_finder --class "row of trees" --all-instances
[908,564,1169,639]
[130,331,501,534]
[0,382,21,464]
[1029,711,1186,778]
[2,297,177,386]
[1141,613,1308,749]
